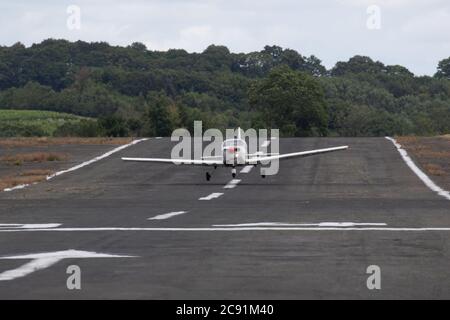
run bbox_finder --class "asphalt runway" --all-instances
[0,137,449,299]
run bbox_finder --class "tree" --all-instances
[331,56,385,76]
[143,92,174,137]
[98,115,128,137]
[435,57,450,79]
[248,66,328,136]
[129,42,147,52]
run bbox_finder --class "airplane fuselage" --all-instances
[222,139,247,167]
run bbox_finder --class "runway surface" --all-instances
[0,137,449,299]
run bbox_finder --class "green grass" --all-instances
[0,109,94,137]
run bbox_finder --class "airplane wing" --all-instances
[252,146,348,163]
[121,157,223,166]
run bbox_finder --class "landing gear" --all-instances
[261,174,266,179]
[231,168,237,178]
[206,172,211,181]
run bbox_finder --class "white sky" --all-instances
[1,0,449,76]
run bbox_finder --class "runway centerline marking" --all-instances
[224,179,241,189]
[240,165,253,173]
[199,192,224,200]
[148,211,188,220]
[386,137,450,200]
[0,250,136,281]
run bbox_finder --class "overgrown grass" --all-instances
[0,137,133,147]
[1,152,69,164]
[0,170,52,190]
[0,109,94,137]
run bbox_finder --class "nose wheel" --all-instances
[231,168,237,178]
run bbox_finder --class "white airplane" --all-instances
[122,128,348,181]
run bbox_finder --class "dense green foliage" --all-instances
[0,109,96,137]
[0,39,449,137]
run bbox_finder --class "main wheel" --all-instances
[261,174,266,179]
[206,172,211,181]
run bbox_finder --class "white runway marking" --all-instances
[261,140,271,148]
[240,165,254,173]
[0,250,135,281]
[148,211,187,220]
[224,179,241,189]
[386,137,450,200]
[199,192,224,200]
[0,223,61,229]
[1,226,450,232]
[2,138,149,192]
[3,184,29,192]
[213,222,387,227]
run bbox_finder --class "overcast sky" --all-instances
[1,0,449,75]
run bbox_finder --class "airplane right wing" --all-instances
[252,145,348,163]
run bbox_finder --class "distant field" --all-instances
[0,109,94,137]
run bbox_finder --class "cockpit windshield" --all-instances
[222,139,246,147]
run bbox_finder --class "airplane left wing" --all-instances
[122,157,223,166]
[252,145,348,163]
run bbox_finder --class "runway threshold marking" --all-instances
[240,165,253,173]
[224,179,241,189]
[386,137,450,200]
[148,211,187,220]
[199,193,224,200]
[2,138,149,192]
[0,250,136,281]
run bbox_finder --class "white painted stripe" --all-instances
[199,192,224,200]
[155,137,163,139]
[224,179,241,189]
[0,257,62,281]
[3,184,30,192]
[0,223,61,229]
[1,226,450,232]
[0,250,135,281]
[46,138,149,181]
[386,137,450,200]
[261,140,271,148]
[148,211,187,220]
[213,222,387,227]
[240,165,254,173]
[2,138,149,192]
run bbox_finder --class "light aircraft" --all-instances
[122,128,348,181]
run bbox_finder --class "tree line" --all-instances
[0,39,449,137]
